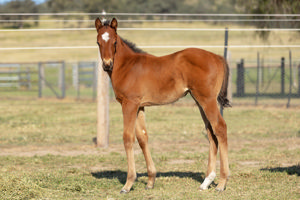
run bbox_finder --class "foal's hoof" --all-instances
[215,187,225,192]
[120,189,129,194]
[145,185,154,190]
[199,185,208,191]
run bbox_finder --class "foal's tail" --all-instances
[217,57,231,108]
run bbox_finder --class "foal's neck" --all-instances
[114,36,138,69]
[117,36,136,57]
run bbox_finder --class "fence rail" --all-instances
[1,45,300,51]
[0,64,32,88]
[2,28,300,32]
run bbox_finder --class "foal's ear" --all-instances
[111,17,118,31]
[95,18,102,32]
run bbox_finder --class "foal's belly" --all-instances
[140,87,189,106]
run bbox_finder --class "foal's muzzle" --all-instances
[102,58,113,72]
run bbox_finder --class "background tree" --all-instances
[0,0,38,28]
[237,0,300,39]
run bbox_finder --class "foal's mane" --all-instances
[102,19,146,54]
[120,37,147,54]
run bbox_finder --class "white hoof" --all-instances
[200,171,216,190]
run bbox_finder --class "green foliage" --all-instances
[1,0,240,15]
[237,0,300,39]
[1,0,298,18]
[44,0,196,14]
[1,0,298,36]
[43,0,241,14]
[0,0,39,28]
[0,0,37,13]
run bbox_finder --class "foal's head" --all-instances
[95,18,118,72]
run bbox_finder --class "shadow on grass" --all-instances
[91,170,206,185]
[233,93,300,99]
[260,165,300,176]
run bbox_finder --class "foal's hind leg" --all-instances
[193,95,229,191]
[202,99,229,191]
[197,105,218,190]
[135,107,156,189]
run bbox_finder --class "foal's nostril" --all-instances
[102,58,113,71]
[103,58,112,66]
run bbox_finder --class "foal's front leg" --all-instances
[120,101,139,194]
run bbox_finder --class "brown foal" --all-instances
[95,18,231,193]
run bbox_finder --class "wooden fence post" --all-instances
[96,50,109,148]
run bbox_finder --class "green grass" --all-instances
[0,99,299,199]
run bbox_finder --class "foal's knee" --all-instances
[123,132,135,148]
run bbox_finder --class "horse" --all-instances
[95,17,231,194]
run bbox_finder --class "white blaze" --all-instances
[101,32,110,42]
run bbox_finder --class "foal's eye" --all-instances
[97,42,100,46]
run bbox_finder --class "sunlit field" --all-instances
[0,99,299,199]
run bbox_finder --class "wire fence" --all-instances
[1,12,299,29]
[1,58,299,107]
[2,19,300,23]
[232,53,300,107]
[0,12,299,107]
